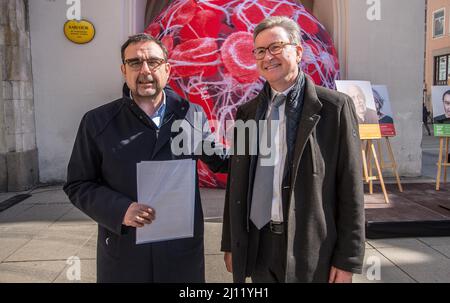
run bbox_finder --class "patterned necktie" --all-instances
[250,94,285,229]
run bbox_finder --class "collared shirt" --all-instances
[148,91,167,128]
[130,91,167,128]
[268,83,295,223]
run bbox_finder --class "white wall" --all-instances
[29,0,144,182]
[346,0,426,176]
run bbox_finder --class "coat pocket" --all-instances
[309,135,318,175]
[308,134,325,176]
[98,228,121,260]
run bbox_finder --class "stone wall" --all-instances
[346,0,425,177]
[0,0,38,192]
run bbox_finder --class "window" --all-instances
[434,54,450,85]
[433,9,445,38]
[439,56,447,81]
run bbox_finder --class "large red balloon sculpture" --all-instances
[145,0,340,188]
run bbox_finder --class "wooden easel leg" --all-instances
[444,138,449,183]
[436,137,444,191]
[386,137,403,192]
[367,139,373,194]
[377,139,384,170]
[371,142,389,203]
[361,142,369,183]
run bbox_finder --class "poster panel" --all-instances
[431,86,450,137]
[335,80,381,139]
[372,85,396,137]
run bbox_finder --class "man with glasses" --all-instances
[64,34,227,282]
[221,16,365,283]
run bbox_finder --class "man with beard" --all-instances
[64,34,227,282]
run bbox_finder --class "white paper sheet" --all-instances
[136,159,196,244]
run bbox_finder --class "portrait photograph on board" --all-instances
[431,86,450,137]
[372,85,396,137]
[335,80,381,140]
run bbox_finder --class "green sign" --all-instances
[434,124,450,137]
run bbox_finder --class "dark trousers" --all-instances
[250,223,287,283]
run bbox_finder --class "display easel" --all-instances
[376,137,403,192]
[362,139,390,203]
[436,137,450,191]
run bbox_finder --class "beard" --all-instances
[134,74,162,98]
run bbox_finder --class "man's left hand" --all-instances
[328,266,353,283]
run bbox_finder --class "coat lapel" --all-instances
[248,94,269,180]
[246,92,269,222]
[290,78,322,188]
[248,83,270,160]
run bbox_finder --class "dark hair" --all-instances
[443,90,450,101]
[120,33,168,63]
[372,89,384,111]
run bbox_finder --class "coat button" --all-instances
[105,237,109,246]
[236,200,240,204]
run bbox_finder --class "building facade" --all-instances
[0,0,38,191]
[0,0,426,191]
[425,0,450,113]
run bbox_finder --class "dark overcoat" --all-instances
[64,85,226,282]
[221,77,365,282]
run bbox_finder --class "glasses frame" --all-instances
[252,41,297,60]
[124,57,167,71]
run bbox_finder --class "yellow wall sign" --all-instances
[64,19,95,44]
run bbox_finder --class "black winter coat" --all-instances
[64,85,227,282]
[221,77,365,282]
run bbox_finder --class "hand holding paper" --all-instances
[123,202,155,228]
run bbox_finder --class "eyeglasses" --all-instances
[124,57,166,71]
[252,41,297,60]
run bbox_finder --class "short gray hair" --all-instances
[253,16,301,44]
